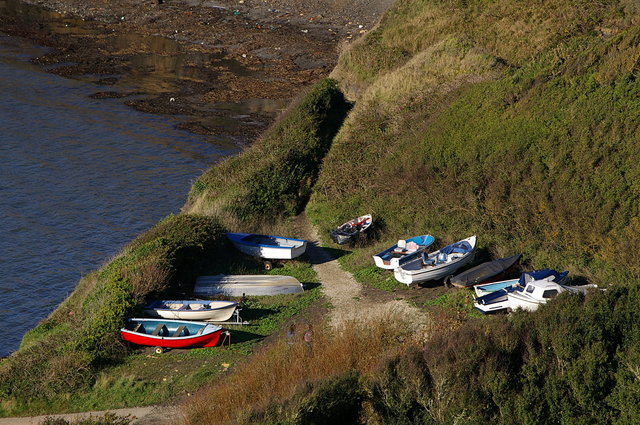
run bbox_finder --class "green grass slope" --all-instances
[185,79,350,230]
[310,0,640,289]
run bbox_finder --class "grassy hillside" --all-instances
[310,0,640,289]
[6,0,640,421]
[185,78,350,230]
[180,0,640,423]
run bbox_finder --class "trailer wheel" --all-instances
[155,347,165,354]
[264,260,273,271]
[444,276,453,288]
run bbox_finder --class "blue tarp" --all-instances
[440,240,473,255]
[518,269,568,285]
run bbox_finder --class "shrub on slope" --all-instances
[310,3,640,287]
[0,215,226,408]
[185,79,350,229]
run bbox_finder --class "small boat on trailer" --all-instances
[143,300,238,322]
[330,214,372,245]
[372,235,436,270]
[394,236,477,285]
[194,274,305,296]
[227,233,307,270]
[445,254,522,288]
[121,318,223,352]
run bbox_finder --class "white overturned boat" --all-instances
[507,280,597,312]
[372,235,435,270]
[143,300,238,322]
[394,236,477,285]
[227,233,307,260]
[194,274,304,296]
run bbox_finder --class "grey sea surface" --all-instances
[0,30,240,357]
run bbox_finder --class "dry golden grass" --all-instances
[181,314,422,425]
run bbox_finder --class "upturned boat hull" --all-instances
[194,274,304,296]
[447,254,522,288]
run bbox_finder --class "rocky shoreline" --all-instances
[1,0,392,144]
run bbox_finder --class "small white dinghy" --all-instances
[143,300,238,322]
[194,274,305,296]
[394,236,477,285]
[227,233,307,260]
[330,214,373,245]
[372,235,435,270]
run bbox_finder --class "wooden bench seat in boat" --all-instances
[172,325,188,337]
[152,324,166,336]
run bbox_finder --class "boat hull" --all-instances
[121,318,223,349]
[227,233,307,260]
[448,254,522,288]
[372,235,435,270]
[194,274,304,296]
[143,300,238,322]
[394,236,477,285]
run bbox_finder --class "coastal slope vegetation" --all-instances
[185,0,640,423]
[309,0,640,289]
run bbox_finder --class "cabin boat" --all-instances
[227,233,307,260]
[393,236,477,285]
[507,280,596,312]
[372,235,435,270]
[194,274,304,296]
[143,300,238,322]
[474,270,574,314]
[330,214,372,245]
[121,318,223,349]
[473,269,568,297]
[446,254,522,288]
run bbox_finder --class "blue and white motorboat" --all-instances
[473,269,569,297]
[227,233,307,261]
[372,234,435,270]
[508,280,597,312]
[394,236,477,285]
[473,269,569,314]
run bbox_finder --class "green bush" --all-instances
[186,79,351,227]
[0,215,226,407]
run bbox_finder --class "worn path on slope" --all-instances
[294,215,430,332]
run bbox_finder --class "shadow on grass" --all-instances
[241,307,278,321]
[303,282,322,290]
[226,328,265,345]
[307,242,351,265]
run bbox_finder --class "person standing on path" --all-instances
[303,324,313,351]
[287,323,296,347]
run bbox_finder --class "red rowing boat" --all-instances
[121,318,223,349]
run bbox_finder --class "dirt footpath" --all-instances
[295,215,430,332]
